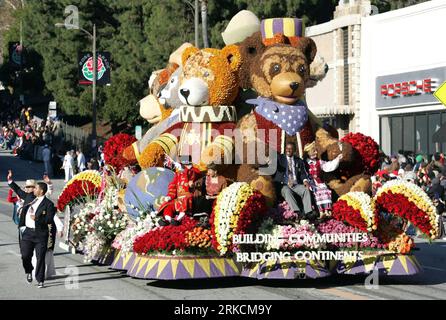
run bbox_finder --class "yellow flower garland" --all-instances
[339,192,378,232]
[375,180,439,239]
[63,170,102,192]
[213,182,255,255]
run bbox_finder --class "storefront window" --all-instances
[380,111,445,157]
[380,117,391,155]
[428,113,441,155]
[403,116,415,153]
[415,115,428,154]
[391,117,402,155]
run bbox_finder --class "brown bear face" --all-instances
[238,32,317,105]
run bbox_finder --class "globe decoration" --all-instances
[82,56,106,81]
[124,167,175,219]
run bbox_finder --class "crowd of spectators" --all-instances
[373,150,446,233]
[0,102,105,178]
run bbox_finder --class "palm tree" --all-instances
[200,0,209,48]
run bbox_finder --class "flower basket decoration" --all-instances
[332,192,378,233]
[374,180,440,240]
[210,182,267,256]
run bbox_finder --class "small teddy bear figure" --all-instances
[303,141,342,218]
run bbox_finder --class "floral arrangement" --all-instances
[210,182,267,256]
[66,170,102,189]
[387,234,415,254]
[103,133,137,172]
[112,212,158,253]
[133,216,198,254]
[89,203,129,243]
[57,180,99,212]
[70,186,131,262]
[317,219,385,250]
[83,233,106,263]
[375,180,440,239]
[332,192,378,233]
[261,220,324,251]
[70,202,97,249]
[185,227,213,249]
[268,201,299,223]
[341,132,379,174]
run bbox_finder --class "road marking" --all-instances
[317,287,369,300]
[423,266,446,272]
[103,295,117,300]
[7,250,21,257]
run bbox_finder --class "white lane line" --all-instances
[103,295,118,300]
[423,266,446,272]
[7,250,21,257]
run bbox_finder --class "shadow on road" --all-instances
[45,274,129,288]
[0,242,19,247]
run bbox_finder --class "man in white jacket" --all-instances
[76,150,86,172]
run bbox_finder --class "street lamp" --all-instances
[55,22,97,155]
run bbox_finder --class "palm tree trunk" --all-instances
[200,0,209,48]
[194,0,199,47]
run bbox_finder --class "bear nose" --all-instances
[324,64,329,73]
[289,82,299,91]
[180,88,190,99]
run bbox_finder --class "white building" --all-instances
[305,0,373,137]
[360,0,446,156]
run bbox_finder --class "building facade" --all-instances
[305,0,373,138]
[360,0,446,156]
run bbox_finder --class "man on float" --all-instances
[274,142,319,221]
[158,155,201,226]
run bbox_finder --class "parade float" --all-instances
[57,12,440,280]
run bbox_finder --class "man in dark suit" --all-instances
[274,142,318,220]
[8,173,56,288]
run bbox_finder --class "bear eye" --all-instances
[203,71,210,78]
[271,63,281,75]
[298,65,306,75]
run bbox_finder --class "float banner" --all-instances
[78,52,111,85]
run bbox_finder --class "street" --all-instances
[0,151,445,300]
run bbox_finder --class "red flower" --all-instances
[57,180,99,211]
[209,190,267,253]
[341,132,379,175]
[332,199,370,232]
[375,191,432,236]
[103,133,137,172]
[133,216,198,254]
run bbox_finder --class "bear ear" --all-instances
[238,31,264,59]
[221,44,242,72]
[298,37,317,64]
[182,46,200,67]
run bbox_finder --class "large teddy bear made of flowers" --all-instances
[135,44,243,173]
[235,20,372,200]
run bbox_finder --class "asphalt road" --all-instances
[0,151,445,300]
